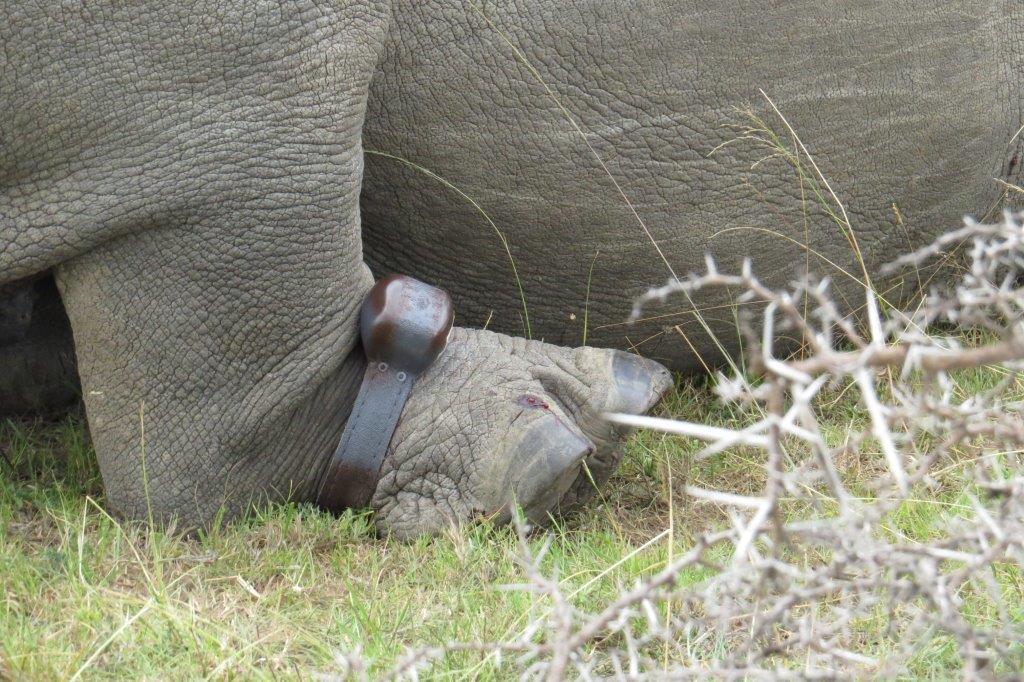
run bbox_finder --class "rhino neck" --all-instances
[270,348,368,506]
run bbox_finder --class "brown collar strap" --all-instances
[316,275,454,513]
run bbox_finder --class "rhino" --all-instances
[2,1,1020,537]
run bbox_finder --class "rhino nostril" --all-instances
[500,412,595,523]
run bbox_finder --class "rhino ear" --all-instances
[501,406,595,524]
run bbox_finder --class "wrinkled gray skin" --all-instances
[2,2,1021,537]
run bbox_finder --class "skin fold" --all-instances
[1,1,1020,536]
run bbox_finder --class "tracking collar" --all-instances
[316,275,454,512]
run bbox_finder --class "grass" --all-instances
[3,13,1017,677]
[1,363,1021,679]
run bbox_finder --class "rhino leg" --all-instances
[1,0,668,534]
[6,0,392,525]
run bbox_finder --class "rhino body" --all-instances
[1,1,1020,535]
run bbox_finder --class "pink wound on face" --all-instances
[519,394,550,410]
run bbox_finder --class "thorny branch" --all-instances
[331,212,1024,680]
